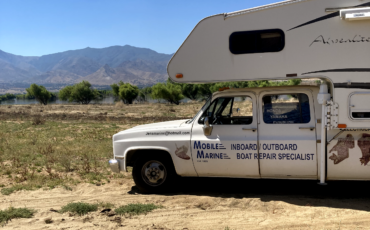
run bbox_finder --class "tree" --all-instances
[181,84,199,100]
[138,87,152,102]
[25,84,51,105]
[197,83,213,99]
[118,83,139,104]
[59,81,99,104]
[110,82,121,97]
[151,82,184,105]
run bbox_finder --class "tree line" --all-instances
[0,78,302,105]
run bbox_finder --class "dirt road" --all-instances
[1,177,370,230]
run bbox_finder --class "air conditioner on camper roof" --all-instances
[340,7,370,21]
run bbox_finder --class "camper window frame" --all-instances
[229,29,285,55]
[348,92,370,120]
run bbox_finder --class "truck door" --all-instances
[258,90,317,179]
[191,93,259,178]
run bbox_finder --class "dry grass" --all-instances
[0,102,199,194]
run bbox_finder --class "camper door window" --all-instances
[263,94,310,124]
[198,96,253,125]
[229,29,285,55]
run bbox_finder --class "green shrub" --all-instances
[25,84,51,105]
[1,184,35,195]
[59,202,98,216]
[111,81,139,104]
[59,81,99,104]
[0,207,35,225]
[115,203,162,216]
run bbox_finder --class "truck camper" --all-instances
[109,0,370,193]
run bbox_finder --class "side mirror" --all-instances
[203,117,213,136]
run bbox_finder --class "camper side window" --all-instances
[199,96,253,125]
[229,29,285,55]
[349,92,370,120]
[263,94,310,124]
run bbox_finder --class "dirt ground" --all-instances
[2,177,370,230]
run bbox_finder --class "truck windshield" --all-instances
[186,96,212,124]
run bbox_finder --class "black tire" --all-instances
[132,153,176,194]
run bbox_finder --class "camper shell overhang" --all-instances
[167,0,370,88]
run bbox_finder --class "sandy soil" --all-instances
[1,177,370,230]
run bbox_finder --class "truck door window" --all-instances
[199,96,253,125]
[263,93,310,124]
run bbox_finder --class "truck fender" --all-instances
[122,146,175,172]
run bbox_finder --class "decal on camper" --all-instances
[309,35,370,47]
[329,134,355,164]
[175,144,190,160]
[358,134,370,166]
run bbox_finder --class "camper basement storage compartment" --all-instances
[109,0,370,193]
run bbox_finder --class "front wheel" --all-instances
[132,154,176,193]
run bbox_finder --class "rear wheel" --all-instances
[132,153,176,193]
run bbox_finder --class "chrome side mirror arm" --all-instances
[202,117,213,136]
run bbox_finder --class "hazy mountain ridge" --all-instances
[0,45,172,86]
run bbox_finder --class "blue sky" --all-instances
[0,0,278,56]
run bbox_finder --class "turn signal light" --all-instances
[218,87,230,91]
[176,74,183,78]
[338,124,347,128]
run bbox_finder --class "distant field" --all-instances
[0,102,200,195]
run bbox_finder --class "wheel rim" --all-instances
[141,160,167,187]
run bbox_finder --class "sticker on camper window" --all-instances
[263,94,311,124]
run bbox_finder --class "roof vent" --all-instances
[340,7,370,21]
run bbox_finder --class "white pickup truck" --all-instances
[109,0,370,193]
[110,86,327,193]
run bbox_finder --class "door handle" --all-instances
[242,128,257,132]
[299,127,315,131]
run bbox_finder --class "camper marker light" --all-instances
[218,87,230,91]
[176,74,183,79]
[340,7,370,21]
[338,124,347,128]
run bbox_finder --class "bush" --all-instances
[111,81,139,104]
[59,202,98,216]
[59,81,99,104]
[138,87,152,102]
[114,203,162,216]
[151,82,184,105]
[0,207,35,225]
[25,84,51,105]
[181,84,199,100]
[1,184,36,195]
[0,93,16,103]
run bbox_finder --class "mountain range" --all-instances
[0,45,172,86]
